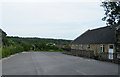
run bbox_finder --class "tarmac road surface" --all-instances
[2,52,119,75]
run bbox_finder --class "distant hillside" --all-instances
[7,36,72,45]
[1,29,72,58]
[1,29,72,46]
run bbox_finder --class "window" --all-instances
[100,44,104,53]
[80,45,83,50]
[87,44,90,50]
[109,45,113,49]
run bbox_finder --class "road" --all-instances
[2,52,119,75]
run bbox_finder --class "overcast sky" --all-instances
[0,0,106,40]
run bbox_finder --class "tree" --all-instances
[20,41,32,51]
[101,0,120,25]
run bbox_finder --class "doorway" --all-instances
[108,45,114,60]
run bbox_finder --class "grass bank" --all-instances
[1,45,24,58]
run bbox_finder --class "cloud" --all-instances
[2,3,104,24]
[1,2,105,40]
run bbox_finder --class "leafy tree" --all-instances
[62,45,71,51]
[20,41,32,51]
[101,0,120,25]
[34,43,62,51]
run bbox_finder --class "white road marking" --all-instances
[76,70,87,75]
[87,59,96,61]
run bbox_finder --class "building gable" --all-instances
[71,26,116,44]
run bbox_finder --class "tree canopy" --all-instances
[101,0,120,25]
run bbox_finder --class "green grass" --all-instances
[1,45,24,58]
[0,45,63,59]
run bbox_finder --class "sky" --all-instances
[0,0,107,40]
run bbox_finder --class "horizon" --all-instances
[2,24,108,41]
[6,35,73,40]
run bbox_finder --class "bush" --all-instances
[34,43,62,51]
[2,45,24,58]
[62,45,71,51]
[20,41,32,51]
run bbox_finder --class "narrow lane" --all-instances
[2,52,119,75]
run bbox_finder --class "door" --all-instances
[108,45,114,59]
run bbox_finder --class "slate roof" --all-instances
[71,26,117,44]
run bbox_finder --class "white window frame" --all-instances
[100,44,104,53]
[86,44,90,50]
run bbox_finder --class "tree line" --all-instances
[0,29,71,58]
